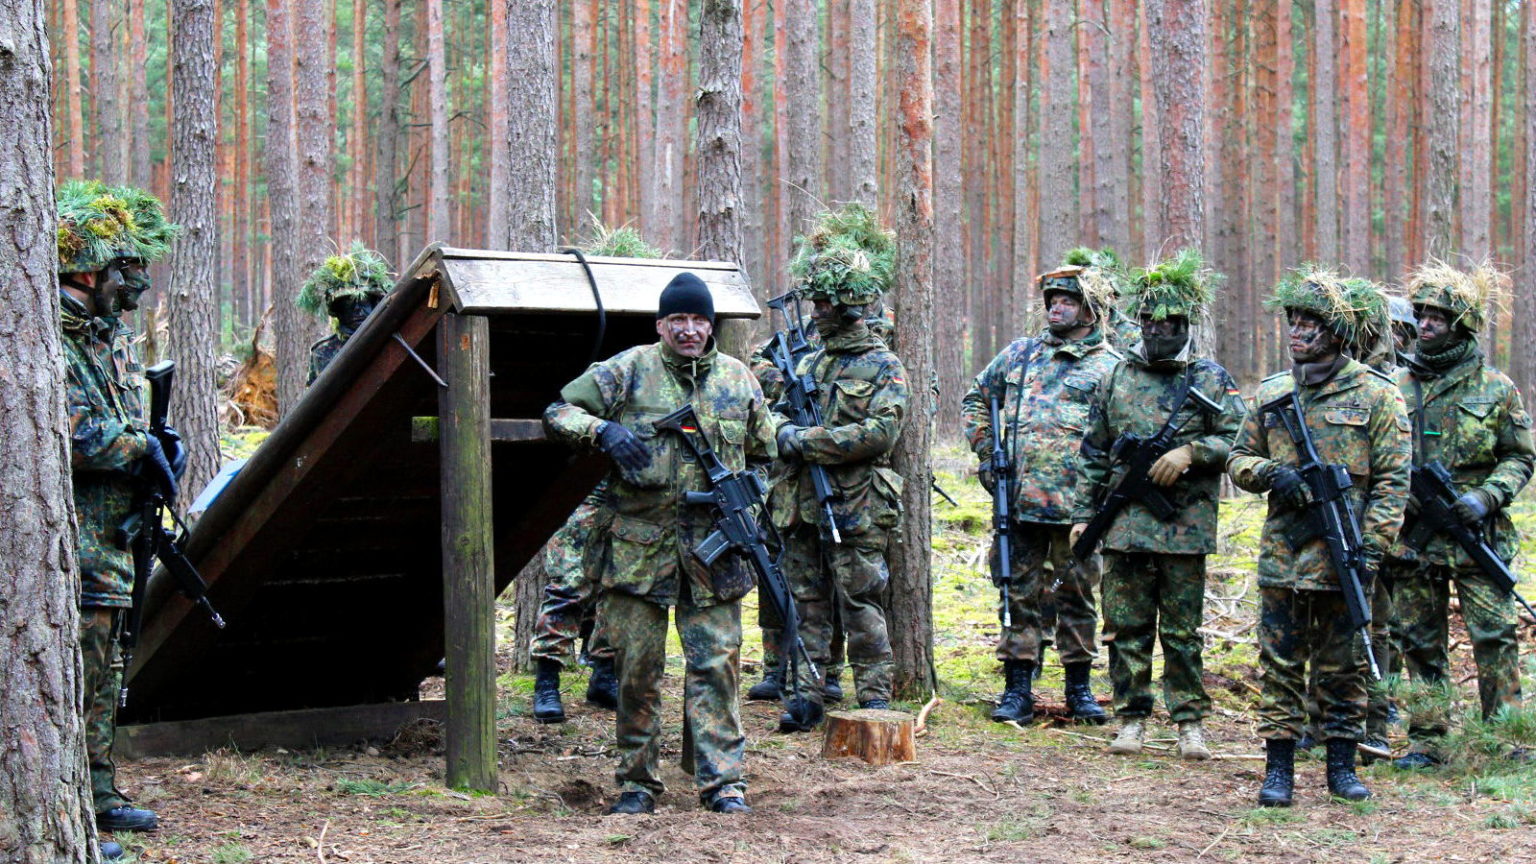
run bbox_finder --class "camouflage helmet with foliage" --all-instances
[1040,247,1123,320]
[790,203,895,307]
[296,241,395,315]
[1404,259,1505,333]
[1339,277,1393,360]
[1124,248,1216,321]
[1265,265,1385,347]
[56,179,180,274]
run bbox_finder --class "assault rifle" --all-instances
[765,292,842,544]
[1072,385,1224,559]
[653,404,819,712]
[988,393,1013,628]
[115,361,226,706]
[1403,460,1536,624]
[1261,391,1380,679]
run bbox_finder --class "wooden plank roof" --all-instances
[122,244,758,724]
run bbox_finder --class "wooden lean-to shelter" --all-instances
[119,244,759,789]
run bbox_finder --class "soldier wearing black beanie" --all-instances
[657,272,715,324]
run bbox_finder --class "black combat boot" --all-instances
[746,661,782,701]
[779,694,825,733]
[606,789,655,815]
[990,660,1035,724]
[859,699,890,710]
[532,658,566,724]
[100,842,124,860]
[1063,662,1107,725]
[1325,739,1371,801]
[96,805,158,832]
[1258,739,1296,807]
[823,670,845,702]
[585,657,618,710]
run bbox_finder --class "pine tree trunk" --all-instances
[1252,0,1280,386]
[1342,0,1369,272]
[934,0,964,435]
[505,0,558,672]
[1106,0,1133,257]
[634,0,655,238]
[295,0,335,293]
[165,0,221,504]
[0,2,96,857]
[741,0,764,291]
[375,0,402,263]
[1038,0,1074,266]
[1464,0,1491,262]
[426,0,450,242]
[849,0,879,205]
[888,0,936,702]
[1145,0,1205,251]
[697,0,744,361]
[91,0,122,182]
[573,0,596,234]
[1425,0,1458,256]
[1384,0,1412,279]
[350,0,369,245]
[232,0,250,331]
[1312,0,1339,262]
[653,0,688,251]
[129,0,150,185]
[62,0,86,177]
[784,0,821,250]
[267,0,305,416]
[1138,1,1162,255]
[1010,0,1033,341]
[1515,0,1536,398]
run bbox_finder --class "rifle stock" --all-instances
[766,293,843,544]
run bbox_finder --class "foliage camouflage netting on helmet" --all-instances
[576,219,664,259]
[1265,264,1385,347]
[56,179,180,274]
[296,241,395,315]
[1124,248,1217,321]
[790,203,895,307]
[1340,277,1393,361]
[1404,259,1507,334]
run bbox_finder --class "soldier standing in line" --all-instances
[56,180,184,843]
[296,241,394,385]
[1068,250,1244,758]
[545,273,775,815]
[961,249,1121,726]
[771,214,910,732]
[1228,270,1410,807]
[1386,263,1534,770]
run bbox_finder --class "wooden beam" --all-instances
[117,700,446,759]
[410,416,546,443]
[437,313,497,793]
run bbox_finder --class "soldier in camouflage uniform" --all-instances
[1386,263,1534,769]
[961,249,1122,726]
[772,209,910,732]
[57,180,183,834]
[545,273,775,815]
[296,241,393,385]
[1068,250,1244,758]
[527,482,618,723]
[1228,269,1411,806]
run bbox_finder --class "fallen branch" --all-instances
[914,692,942,737]
[316,819,329,864]
[1197,824,1233,859]
[1210,753,1266,761]
[927,769,1000,798]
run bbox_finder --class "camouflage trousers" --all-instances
[1303,576,1397,740]
[81,607,129,814]
[529,490,613,666]
[1100,552,1210,723]
[601,591,745,804]
[757,584,844,682]
[1257,587,1368,742]
[1393,562,1522,752]
[783,525,893,706]
[993,523,1100,666]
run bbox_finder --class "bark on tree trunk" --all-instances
[165,0,221,507]
[91,0,122,182]
[573,0,596,234]
[487,0,508,247]
[1384,0,1412,280]
[697,0,745,358]
[653,0,688,252]
[266,0,305,416]
[129,0,150,185]
[350,0,369,245]
[1425,0,1458,256]
[426,0,450,242]
[849,0,879,205]
[1145,0,1205,251]
[0,3,97,858]
[1342,0,1369,273]
[62,0,86,178]
[375,0,401,264]
[1515,0,1536,398]
[295,0,335,303]
[504,0,558,672]
[934,0,963,437]
[1039,0,1075,267]
[785,0,822,251]
[1138,0,1162,255]
[1313,0,1339,263]
[888,0,937,701]
[1464,0,1491,262]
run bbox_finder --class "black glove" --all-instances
[597,421,651,474]
[157,424,188,480]
[1360,545,1383,588]
[1268,466,1310,511]
[136,434,179,502]
[1452,488,1495,526]
[776,425,805,461]
[977,460,996,494]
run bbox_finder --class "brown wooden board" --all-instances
[122,246,757,728]
[117,701,447,759]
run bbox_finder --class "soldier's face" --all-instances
[330,295,377,334]
[1416,307,1451,348]
[1287,311,1339,363]
[114,260,152,312]
[1046,292,1093,336]
[657,312,712,357]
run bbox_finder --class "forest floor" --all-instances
[111,445,1536,863]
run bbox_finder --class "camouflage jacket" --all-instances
[768,321,909,545]
[1070,355,1246,554]
[1389,349,1535,567]
[307,333,346,385]
[62,295,150,608]
[545,341,776,607]
[1228,361,1412,591]
[961,330,1121,524]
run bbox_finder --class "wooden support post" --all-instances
[438,313,497,792]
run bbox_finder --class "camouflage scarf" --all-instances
[1415,336,1478,378]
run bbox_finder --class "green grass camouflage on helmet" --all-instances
[1339,277,1392,359]
[1125,248,1216,321]
[575,219,664,258]
[790,203,895,306]
[1404,259,1506,333]
[296,241,395,315]
[56,179,180,274]
[1266,265,1383,346]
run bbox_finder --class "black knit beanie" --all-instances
[657,272,715,324]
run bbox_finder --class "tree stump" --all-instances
[821,708,917,765]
